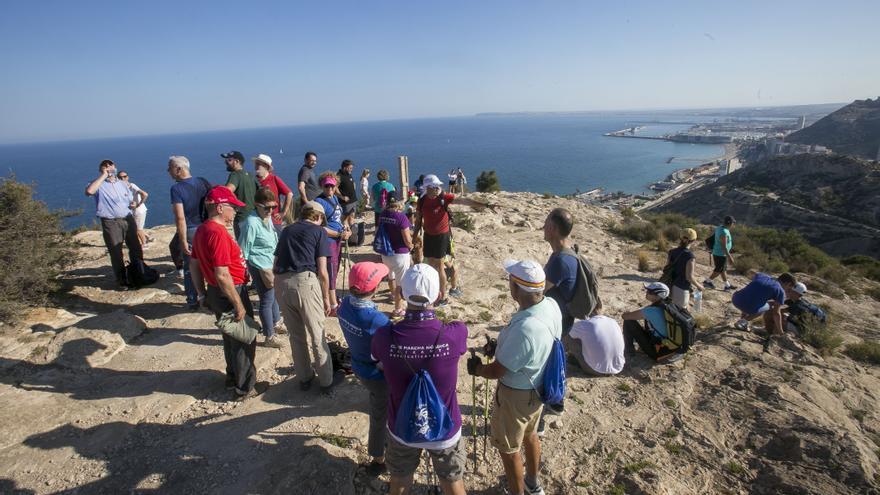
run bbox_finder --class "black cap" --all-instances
[220,151,245,163]
[724,215,736,225]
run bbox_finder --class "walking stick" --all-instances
[483,375,489,462]
[470,349,478,473]
[341,237,350,291]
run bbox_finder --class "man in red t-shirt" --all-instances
[414,174,483,304]
[253,153,293,232]
[190,185,259,400]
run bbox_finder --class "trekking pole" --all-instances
[341,238,349,291]
[483,374,489,462]
[470,349,478,473]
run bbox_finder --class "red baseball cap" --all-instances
[349,262,390,294]
[204,186,245,207]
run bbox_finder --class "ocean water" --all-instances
[0,114,724,228]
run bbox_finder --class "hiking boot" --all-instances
[703,279,715,289]
[364,461,387,477]
[536,415,546,437]
[734,319,750,332]
[264,335,283,349]
[723,282,736,291]
[545,401,565,416]
[233,382,268,402]
[449,287,464,297]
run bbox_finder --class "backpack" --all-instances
[390,326,454,443]
[654,301,697,354]
[378,187,390,210]
[787,299,827,329]
[125,259,160,288]
[659,249,688,286]
[704,232,716,252]
[372,220,395,256]
[541,337,567,405]
[556,247,602,319]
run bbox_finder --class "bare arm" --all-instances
[413,210,423,236]
[685,258,704,292]
[621,309,645,321]
[172,203,190,255]
[189,257,206,298]
[317,256,331,315]
[401,227,414,250]
[281,192,294,218]
[214,265,246,321]
[720,233,733,260]
[134,188,149,208]
[298,182,308,204]
[85,171,108,196]
[475,359,507,380]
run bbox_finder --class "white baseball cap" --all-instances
[400,264,440,307]
[792,282,807,295]
[422,174,444,189]
[252,154,273,169]
[644,282,670,299]
[503,259,546,293]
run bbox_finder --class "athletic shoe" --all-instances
[536,415,546,437]
[703,279,716,289]
[274,317,286,334]
[435,298,450,307]
[264,335,283,349]
[364,461,387,477]
[734,319,750,332]
[724,283,736,291]
[176,269,185,279]
[449,287,464,297]
[525,482,546,495]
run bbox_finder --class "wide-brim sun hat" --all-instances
[422,174,444,189]
[252,153,273,170]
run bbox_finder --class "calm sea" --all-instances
[0,114,724,228]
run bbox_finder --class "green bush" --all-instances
[842,255,880,282]
[450,211,474,233]
[844,341,880,365]
[0,176,76,323]
[475,170,500,193]
[800,316,842,356]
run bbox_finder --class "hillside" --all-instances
[651,154,880,258]
[0,193,878,494]
[786,98,880,159]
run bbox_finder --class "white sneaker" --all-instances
[525,483,546,495]
[264,335,283,349]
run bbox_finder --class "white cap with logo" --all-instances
[792,282,807,295]
[503,259,546,293]
[400,263,441,307]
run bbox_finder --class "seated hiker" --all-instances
[563,303,625,376]
[337,262,392,476]
[731,272,797,335]
[621,282,684,362]
[371,264,468,495]
[469,259,560,495]
[783,282,826,334]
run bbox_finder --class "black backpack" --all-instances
[125,259,160,288]
[704,232,716,251]
[654,301,697,353]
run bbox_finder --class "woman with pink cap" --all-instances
[315,171,351,314]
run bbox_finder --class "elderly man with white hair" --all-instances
[468,259,561,495]
[168,155,212,310]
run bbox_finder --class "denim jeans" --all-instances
[249,264,280,337]
[182,226,198,306]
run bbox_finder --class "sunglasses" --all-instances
[256,203,278,209]
[118,175,128,179]
[322,184,335,188]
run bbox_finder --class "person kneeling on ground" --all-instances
[783,282,827,335]
[563,303,625,376]
[189,186,258,401]
[621,282,680,362]
[337,262,392,476]
[371,264,469,495]
[731,272,796,335]
[469,259,560,495]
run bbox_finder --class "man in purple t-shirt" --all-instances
[371,264,468,495]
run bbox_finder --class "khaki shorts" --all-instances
[385,431,466,481]
[490,383,543,454]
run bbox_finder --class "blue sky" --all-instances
[1,0,878,143]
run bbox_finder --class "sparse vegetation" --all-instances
[842,255,880,282]
[800,316,842,356]
[607,484,626,495]
[0,175,76,323]
[725,461,746,475]
[478,310,493,322]
[637,251,651,272]
[623,460,655,474]
[475,170,500,193]
[662,428,678,438]
[850,408,867,422]
[664,442,684,455]
[451,211,474,233]
[692,313,713,329]
[844,340,880,365]
[617,382,633,393]
[663,398,677,408]
[318,432,353,449]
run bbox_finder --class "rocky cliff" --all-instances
[0,193,878,494]
[786,98,880,159]
[651,154,880,258]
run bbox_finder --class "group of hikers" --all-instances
[84,151,827,495]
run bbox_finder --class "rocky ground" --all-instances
[0,192,878,494]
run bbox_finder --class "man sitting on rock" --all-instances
[189,186,258,401]
[563,303,625,376]
[621,282,679,362]
[731,272,797,335]
[468,259,561,495]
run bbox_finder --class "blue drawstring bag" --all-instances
[394,369,454,443]
[391,326,453,443]
[372,221,394,256]
[540,337,566,404]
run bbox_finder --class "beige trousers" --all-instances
[276,271,333,387]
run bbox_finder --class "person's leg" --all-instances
[563,334,592,374]
[124,215,143,263]
[385,432,420,495]
[206,285,236,384]
[231,285,257,394]
[360,377,388,462]
[279,274,314,385]
[327,239,341,308]
[427,257,446,300]
[101,218,126,284]
[429,440,467,495]
[182,226,198,306]
[623,320,658,359]
[249,265,275,337]
[302,273,333,387]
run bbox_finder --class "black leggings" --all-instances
[623,320,662,360]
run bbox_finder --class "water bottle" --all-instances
[693,290,703,313]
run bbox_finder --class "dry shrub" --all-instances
[844,341,880,365]
[637,251,651,272]
[800,316,842,356]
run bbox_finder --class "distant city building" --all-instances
[767,138,831,156]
